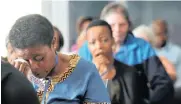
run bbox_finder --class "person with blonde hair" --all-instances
[133,25,155,44]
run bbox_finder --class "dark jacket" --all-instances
[1,60,40,104]
[134,56,174,104]
[107,59,141,104]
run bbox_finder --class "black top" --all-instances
[107,59,141,104]
[1,60,40,104]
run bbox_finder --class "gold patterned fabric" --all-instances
[37,54,80,103]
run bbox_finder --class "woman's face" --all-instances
[104,13,129,44]
[12,45,56,78]
[87,26,113,58]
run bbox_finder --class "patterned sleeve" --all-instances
[83,65,111,104]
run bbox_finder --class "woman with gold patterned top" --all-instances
[7,14,110,104]
[86,20,142,104]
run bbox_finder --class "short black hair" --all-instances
[8,14,54,49]
[53,26,64,49]
[86,19,112,37]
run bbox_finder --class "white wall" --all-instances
[41,0,70,53]
[0,0,42,57]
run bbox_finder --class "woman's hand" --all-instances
[93,55,110,68]
[93,55,116,80]
[10,59,31,78]
[93,55,113,75]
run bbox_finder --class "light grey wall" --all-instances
[41,1,52,22]
[127,1,181,46]
[126,1,143,29]
[42,1,70,52]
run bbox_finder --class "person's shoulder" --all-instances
[75,55,98,75]
[78,57,97,71]
[128,35,153,52]
[1,61,13,81]
[1,61,22,80]
[169,43,181,59]
[168,42,181,51]
[1,61,39,104]
[78,41,91,58]
[79,41,88,50]
[114,59,136,74]
[134,36,152,48]
[133,36,156,56]
[1,61,32,86]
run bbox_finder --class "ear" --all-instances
[51,37,56,50]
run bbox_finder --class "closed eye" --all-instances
[34,56,44,62]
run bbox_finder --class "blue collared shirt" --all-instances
[155,42,181,87]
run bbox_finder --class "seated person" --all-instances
[133,25,176,81]
[7,14,110,104]
[86,19,142,104]
[1,60,40,104]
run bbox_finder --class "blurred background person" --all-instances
[151,19,181,104]
[71,16,94,53]
[1,60,40,104]
[79,2,174,104]
[151,19,181,87]
[76,16,94,35]
[133,25,176,81]
[86,19,142,104]
[76,30,87,50]
[53,26,64,52]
